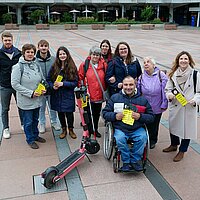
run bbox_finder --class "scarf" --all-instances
[176,66,192,90]
[1,45,17,54]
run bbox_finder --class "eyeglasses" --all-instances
[119,47,128,51]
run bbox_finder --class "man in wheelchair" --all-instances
[102,76,154,172]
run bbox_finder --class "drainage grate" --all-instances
[33,174,67,194]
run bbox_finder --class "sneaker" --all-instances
[21,125,24,131]
[39,124,45,134]
[131,162,143,172]
[51,123,61,131]
[3,128,11,139]
[95,131,101,138]
[120,163,130,172]
[35,137,46,143]
[29,142,39,149]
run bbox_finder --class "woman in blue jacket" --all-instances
[105,41,142,96]
[47,46,78,139]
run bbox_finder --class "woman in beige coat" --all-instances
[163,51,200,162]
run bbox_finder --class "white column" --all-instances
[85,5,88,18]
[169,5,173,23]
[157,5,160,19]
[47,5,50,22]
[197,11,200,27]
[16,7,22,24]
[121,4,124,18]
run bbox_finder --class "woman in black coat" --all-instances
[47,46,78,139]
[105,41,142,96]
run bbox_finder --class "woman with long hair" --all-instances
[100,39,113,63]
[163,51,200,162]
[47,46,78,139]
[105,41,142,96]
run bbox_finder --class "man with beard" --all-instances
[102,76,154,172]
[0,32,23,139]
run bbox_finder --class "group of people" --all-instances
[1,32,199,171]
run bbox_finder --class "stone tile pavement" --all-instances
[0,26,200,200]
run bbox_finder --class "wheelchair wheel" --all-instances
[103,122,114,160]
[142,129,150,171]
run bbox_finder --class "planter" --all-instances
[36,24,50,30]
[164,24,177,30]
[141,24,155,30]
[64,24,78,30]
[117,24,130,30]
[91,24,105,30]
[5,23,19,30]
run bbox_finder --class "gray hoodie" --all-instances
[11,56,43,110]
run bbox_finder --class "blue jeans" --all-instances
[39,95,58,125]
[22,108,40,144]
[0,86,23,129]
[114,127,147,164]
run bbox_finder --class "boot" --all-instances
[173,152,184,162]
[162,145,177,152]
[59,127,67,139]
[69,128,77,139]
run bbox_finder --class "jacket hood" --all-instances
[144,66,160,77]
[120,88,141,99]
[19,56,37,67]
[36,50,51,61]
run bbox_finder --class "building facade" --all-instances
[0,0,200,26]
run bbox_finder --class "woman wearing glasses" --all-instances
[105,41,142,96]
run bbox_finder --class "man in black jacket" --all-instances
[0,32,23,139]
[102,76,154,172]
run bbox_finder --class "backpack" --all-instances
[19,63,49,91]
[193,70,198,93]
[83,58,106,77]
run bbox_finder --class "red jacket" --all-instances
[78,57,107,102]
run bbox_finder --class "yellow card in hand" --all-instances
[56,75,63,82]
[81,96,88,108]
[122,109,134,125]
[35,83,46,95]
[172,89,187,106]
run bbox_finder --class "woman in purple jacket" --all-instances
[137,57,168,149]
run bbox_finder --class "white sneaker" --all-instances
[3,128,11,139]
[21,125,24,131]
[39,124,45,134]
[52,123,61,131]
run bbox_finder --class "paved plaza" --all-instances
[0,26,200,200]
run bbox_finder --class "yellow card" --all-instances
[122,109,134,125]
[56,75,63,82]
[172,89,187,106]
[81,96,88,108]
[175,93,187,106]
[35,83,46,95]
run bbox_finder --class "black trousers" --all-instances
[58,112,74,129]
[170,133,190,152]
[146,113,162,144]
[84,102,102,135]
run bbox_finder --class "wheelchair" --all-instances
[103,122,149,173]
